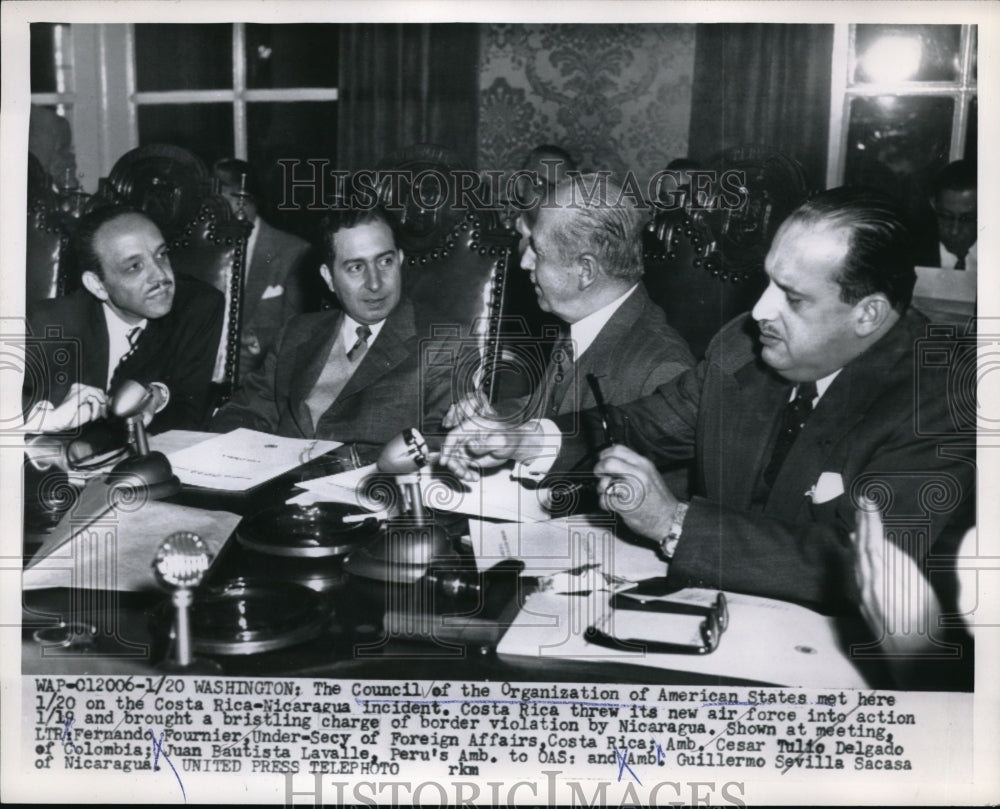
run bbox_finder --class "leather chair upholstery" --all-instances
[26,154,72,302]
[643,145,810,358]
[375,144,553,404]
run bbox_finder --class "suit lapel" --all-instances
[242,219,270,323]
[334,299,416,407]
[554,287,647,414]
[719,359,790,508]
[289,310,343,436]
[765,313,918,520]
[84,299,111,389]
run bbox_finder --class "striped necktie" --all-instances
[109,326,143,390]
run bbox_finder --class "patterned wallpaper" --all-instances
[478,23,696,196]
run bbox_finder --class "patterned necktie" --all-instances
[545,332,574,416]
[347,324,372,362]
[763,381,818,487]
[109,326,143,390]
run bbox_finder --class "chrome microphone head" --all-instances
[111,379,154,420]
[152,532,213,590]
[376,428,429,475]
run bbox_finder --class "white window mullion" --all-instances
[124,24,138,152]
[826,23,850,187]
[233,22,247,160]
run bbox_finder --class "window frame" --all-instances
[825,22,977,188]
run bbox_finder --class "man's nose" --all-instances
[364,265,382,291]
[520,245,536,272]
[149,255,171,284]
[751,282,779,322]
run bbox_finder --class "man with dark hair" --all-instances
[212,158,312,377]
[442,187,974,616]
[211,205,451,460]
[25,206,224,433]
[929,159,977,270]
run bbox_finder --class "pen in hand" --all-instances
[586,373,630,508]
[586,373,618,448]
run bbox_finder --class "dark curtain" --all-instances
[337,24,480,172]
[688,24,834,190]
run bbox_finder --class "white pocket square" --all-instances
[806,472,844,504]
[261,284,284,300]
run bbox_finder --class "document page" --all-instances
[166,428,341,491]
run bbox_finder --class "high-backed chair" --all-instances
[643,146,810,359]
[98,144,252,399]
[26,155,69,303]
[374,144,553,404]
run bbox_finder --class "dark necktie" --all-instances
[109,326,143,390]
[763,381,818,487]
[954,253,967,270]
[347,324,372,362]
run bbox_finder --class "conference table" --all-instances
[20,430,882,688]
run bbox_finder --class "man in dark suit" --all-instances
[211,206,451,461]
[213,159,312,378]
[25,206,224,434]
[441,188,974,616]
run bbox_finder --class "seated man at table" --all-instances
[441,187,975,616]
[211,206,451,460]
[24,205,225,434]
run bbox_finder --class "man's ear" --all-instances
[81,271,109,302]
[577,253,598,290]
[854,294,893,337]
[319,264,336,295]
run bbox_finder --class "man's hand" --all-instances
[140,382,171,427]
[853,499,942,655]
[439,418,545,482]
[27,383,108,432]
[241,330,262,356]
[593,444,679,540]
[441,389,497,430]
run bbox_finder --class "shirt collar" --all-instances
[793,370,840,404]
[339,313,386,351]
[939,240,977,269]
[569,284,639,359]
[103,302,147,337]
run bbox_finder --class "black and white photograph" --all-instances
[1,1,997,805]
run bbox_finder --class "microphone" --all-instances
[376,427,429,475]
[377,428,430,520]
[105,380,180,501]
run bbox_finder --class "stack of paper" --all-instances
[287,464,554,523]
[166,428,341,491]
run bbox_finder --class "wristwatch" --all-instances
[659,501,689,560]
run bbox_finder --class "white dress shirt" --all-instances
[939,241,977,271]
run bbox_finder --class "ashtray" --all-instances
[181,577,329,655]
[236,503,381,559]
